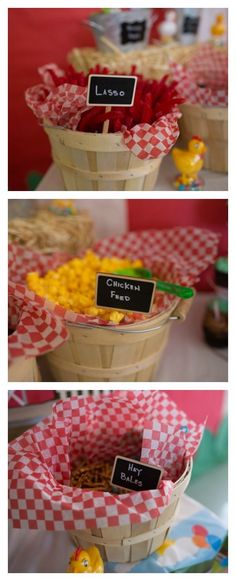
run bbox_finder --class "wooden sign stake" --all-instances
[103,106,111,134]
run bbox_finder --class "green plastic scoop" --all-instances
[114,267,194,299]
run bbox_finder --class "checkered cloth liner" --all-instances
[171,44,227,107]
[8,295,68,364]
[25,62,181,158]
[38,63,65,87]
[8,227,220,328]
[9,391,203,531]
[141,392,205,480]
[25,83,88,131]
[123,111,181,160]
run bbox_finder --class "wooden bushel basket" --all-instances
[179,104,228,173]
[8,356,41,382]
[44,124,162,191]
[70,458,193,563]
[43,295,194,382]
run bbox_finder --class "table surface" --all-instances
[38,293,228,383]
[37,156,228,191]
[155,292,228,382]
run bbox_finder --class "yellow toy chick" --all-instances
[211,14,226,42]
[67,546,104,573]
[172,136,207,191]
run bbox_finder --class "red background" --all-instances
[128,199,227,232]
[9,8,98,191]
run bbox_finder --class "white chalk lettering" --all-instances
[120,472,142,487]
[106,279,140,292]
[110,290,130,302]
[128,463,143,476]
[95,86,126,98]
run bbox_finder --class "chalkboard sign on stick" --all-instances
[121,20,146,45]
[111,456,163,492]
[95,273,156,314]
[87,74,138,107]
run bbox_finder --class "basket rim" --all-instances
[65,297,180,332]
[173,456,192,489]
[44,120,124,143]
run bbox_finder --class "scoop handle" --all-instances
[156,281,194,299]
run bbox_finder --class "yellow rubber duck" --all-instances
[67,546,104,573]
[211,14,226,40]
[172,136,207,188]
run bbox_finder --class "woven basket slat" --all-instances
[143,167,160,190]
[102,525,132,562]
[130,520,158,562]
[8,357,41,382]
[124,152,146,191]
[96,149,119,191]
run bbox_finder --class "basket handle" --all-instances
[170,291,195,321]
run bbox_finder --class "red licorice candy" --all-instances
[44,64,184,133]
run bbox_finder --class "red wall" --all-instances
[128,199,227,232]
[165,390,225,433]
[8,8,99,191]
[8,390,55,407]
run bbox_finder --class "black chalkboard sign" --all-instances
[87,74,137,107]
[95,273,156,314]
[121,20,146,45]
[182,16,199,34]
[111,456,163,492]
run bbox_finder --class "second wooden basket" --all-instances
[179,104,228,173]
[43,295,194,382]
[70,457,193,563]
[8,356,41,382]
[44,124,162,191]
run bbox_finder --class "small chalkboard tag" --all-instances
[121,20,146,45]
[183,15,199,34]
[111,456,163,493]
[87,74,137,107]
[95,273,156,314]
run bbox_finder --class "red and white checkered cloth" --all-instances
[171,43,228,107]
[8,227,220,330]
[8,295,68,364]
[123,111,181,160]
[8,391,203,531]
[25,83,88,131]
[141,392,205,480]
[25,63,181,159]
